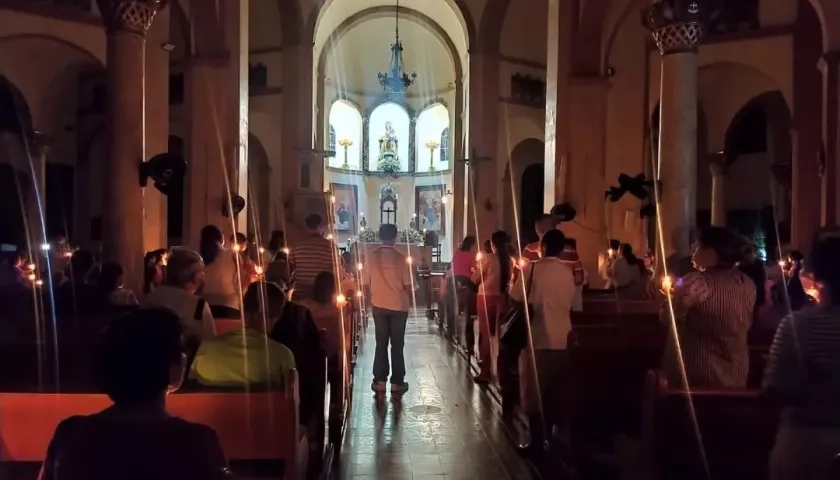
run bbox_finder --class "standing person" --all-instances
[560,237,586,311]
[230,232,258,290]
[198,225,241,318]
[366,224,413,396]
[510,229,576,468]
[290,214,336,301]
[522,215,556,262]
[471,231,514,384]
[661,227,754,388]
[764,235,840,480]
[265,230,295,292]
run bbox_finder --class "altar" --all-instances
[355,243,433,269]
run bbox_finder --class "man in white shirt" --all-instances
[365,224,413,395]
[509,229,576,467]
[142,248,216,340]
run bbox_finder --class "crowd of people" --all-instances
[1,207,837,479]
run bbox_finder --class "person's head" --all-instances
[621,243,639,265]
[691,226,744,270]
[69,249,95,281]
[164,248,206,294]
[199,225,224,264]
[231,232,248,253]
[741,241,758,263]
[491,231,511,294]
[483,239,492,254]
[305,214,323,234]
[143,249,169,294]
[541,229,567,258]
[535,214,555,239]
[460,235,477,253]
[242,281,287,331]
[379,224,398,245]
[98,262,124,292]
[802,236,840,305]
[490,231,509,254]
[313,271,337,305]
[94,309,185,406]
[267,230,286,252]
[565,237,577,252]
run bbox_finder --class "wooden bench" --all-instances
[0,371,306,479]
[641,370,779,480]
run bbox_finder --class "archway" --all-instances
[247,133,271,242]
[507,138,545,244]
[721,91,793,259]
[328,100,363,170]
[0,76,30,246]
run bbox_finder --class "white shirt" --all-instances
[201,251,242,310]
[142,285,216,339]
[509,257,576,350]
[364,245,413,312]
[474,254,513,296]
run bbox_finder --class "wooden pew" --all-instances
[641,370,779,480]
[0,371,306,480]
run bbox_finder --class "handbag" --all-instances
[499,262,536,350]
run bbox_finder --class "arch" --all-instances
[368,102,411,172]
[0,33,101,66]
[328,100,363,169]
[478,0,512,55]
[415,103,450,172]
[308,0,474,54]
[248,133,272,240]
[0,76,31,245]
[276,0,304,47]
[0,75,32,135]
[505,138,545,242]
[317,6,463,85]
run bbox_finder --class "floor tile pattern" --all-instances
[338,315,533,480]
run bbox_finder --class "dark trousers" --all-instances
[372,307,409,384]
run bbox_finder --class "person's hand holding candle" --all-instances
[660,275,674,295]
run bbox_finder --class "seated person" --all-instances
[299,272,343,358]
[40,308,230,480]
[190,282,295,388]
[199,225,242,318]
[54,249,108,316]
[98,262,139,307]
[142,248,216,341]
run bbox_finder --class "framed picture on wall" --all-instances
[330,182,359,232]
[415,184,445,236]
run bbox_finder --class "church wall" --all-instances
[499,0,548,64]
[0,10,105,65]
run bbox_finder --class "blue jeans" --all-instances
[372,307,409,384]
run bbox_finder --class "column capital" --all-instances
[97,0,166,36]
[642,0,714,55]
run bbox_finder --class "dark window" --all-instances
[328,125,336,152]
[440,127,450,163]
[169,73,184,105]
[728,104,767,156]
[166,136,185,241]
[249,63,268,90]
[510,74,546,107]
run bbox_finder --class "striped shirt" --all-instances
[661,268,755,388]
[763,306,840,428]
[290,234,337,300]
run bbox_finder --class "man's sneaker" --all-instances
[390,382,409,395]
[371,380,386,393]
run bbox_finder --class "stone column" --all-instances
[819,51,840,225]
[27,131,51,247]
[643,1,709,259]
[545,0,574,207]
[452,80,466,240]
[97,0,165,291]
[708,153,728,226]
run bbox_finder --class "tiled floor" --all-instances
[337,314,534,480]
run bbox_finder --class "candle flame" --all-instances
[255,265,264,275]
[35,279,43,287]
[356,290,363,298]
[336,293,347,307]
[232,243,241,253]
[356,262,363,271]
[476,252,483,261]
[661,275,673,292]
[406,256,413,265]
[27,263,35,271]
[27,273,36,282]
[259,246,265,254]
[281,247,290,255]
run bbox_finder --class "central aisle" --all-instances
[338,315,533,480]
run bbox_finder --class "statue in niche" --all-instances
[377,121,400,172]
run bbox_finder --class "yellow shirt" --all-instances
[190,328,295,388]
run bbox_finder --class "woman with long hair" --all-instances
[299,272,345,406]
[471,231,513,384]
[198,225,241,317]
[611,243,642,289]
[143,249,169,295]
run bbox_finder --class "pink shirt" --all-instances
[451,250,474,278]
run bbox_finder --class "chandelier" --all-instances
[377,0,417,96]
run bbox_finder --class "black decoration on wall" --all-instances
[510,74,546,107]
[605,173,657,218]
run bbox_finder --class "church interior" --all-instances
[0,0,839,479]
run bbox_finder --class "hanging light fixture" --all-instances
[377,0,417,97]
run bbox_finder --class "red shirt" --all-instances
[451,250,475,278]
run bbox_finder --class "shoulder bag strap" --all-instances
[194,298,207,321]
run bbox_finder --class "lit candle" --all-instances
[356,290,363,298]
[326,233,334,240]
[27,263,35,271]
[27,273,36,282]
[607,248,614,257]
[281,247,290,255]
[335,293,347,307]
[661,276,673,292]
[806,287,820,301]
[232,243,241,253]
[255,265,264,275]
[161,253,169,266]
[40,243,50,251]
[518,257,528,268]
[259,246,265,254]
[34,279,43,287]
[476,252,483,261]
[356,262,363,271]
[406,256,413,265]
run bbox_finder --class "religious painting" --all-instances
[415,185,445,235]
[330,183,358,231]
